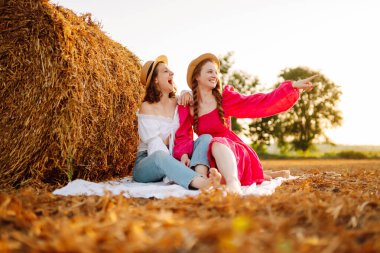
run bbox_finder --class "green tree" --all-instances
[248,117,275,154]
[249,67,343,152]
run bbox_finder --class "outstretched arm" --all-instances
[292,75,317,91]
[222,75,317,118]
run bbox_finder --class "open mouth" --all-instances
[168,79,173,85]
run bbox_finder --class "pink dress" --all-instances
[173,81,300,186]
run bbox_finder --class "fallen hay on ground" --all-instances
[0,0,143,188]
[0,160,379,252]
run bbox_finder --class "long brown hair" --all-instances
[143,62,175,103]
[191,59,225,132]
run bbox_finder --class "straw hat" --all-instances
[140,55,168,86]
[186,53,220,89]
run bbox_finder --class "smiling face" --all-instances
[154,62,174,94]
[190,58,225,132]
[195,61,219,90]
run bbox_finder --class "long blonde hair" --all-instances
[191,59,225,133]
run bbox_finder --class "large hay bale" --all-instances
[0,0,143,188]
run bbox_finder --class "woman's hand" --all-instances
[292,75,318,92]
[180,154,191,167]
[179,91,194,106]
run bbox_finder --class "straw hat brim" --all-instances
[140,55,168,86]
[186,53,220,89]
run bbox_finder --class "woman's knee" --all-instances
[195,134,212,150]
[211,141,223,150]
[150,150,171,166]
[211,142,230,156]
[197,134,212,143]
[150,150,169,159]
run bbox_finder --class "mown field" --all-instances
[1,159,379,253]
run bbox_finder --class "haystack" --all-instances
[0,0,143,188]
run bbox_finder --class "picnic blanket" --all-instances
[53,176,297,199]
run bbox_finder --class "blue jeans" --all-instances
[133,134,212,189]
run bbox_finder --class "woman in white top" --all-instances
[133,55,221,189]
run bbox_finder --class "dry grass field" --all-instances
[1,159,379,253]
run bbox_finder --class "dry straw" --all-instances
[0,0,143,188]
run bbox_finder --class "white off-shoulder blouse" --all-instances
[136,106,180,156]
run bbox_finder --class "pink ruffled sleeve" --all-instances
[173,105,194,160]
[222,81,300,118]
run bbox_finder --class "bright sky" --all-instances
[51,0,380,146]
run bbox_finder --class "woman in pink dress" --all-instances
[174,53,316,193]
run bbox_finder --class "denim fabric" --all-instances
[132,134,212,189]
[133,150,198,189]
[189,134,212,169]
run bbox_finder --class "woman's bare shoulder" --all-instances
[140,101,155,114]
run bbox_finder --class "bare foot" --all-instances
[264,173,273,181]
[266,170,291,179]
[195,166,209,178]
[208,168,222,188]
[225,178,242,195]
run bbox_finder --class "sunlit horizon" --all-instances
[51,0,380,146]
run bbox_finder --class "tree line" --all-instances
[219,52,342,153]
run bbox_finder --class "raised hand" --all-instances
[179,90,194,106]
[292,74,318,92]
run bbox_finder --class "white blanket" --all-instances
[53,176,297,199]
